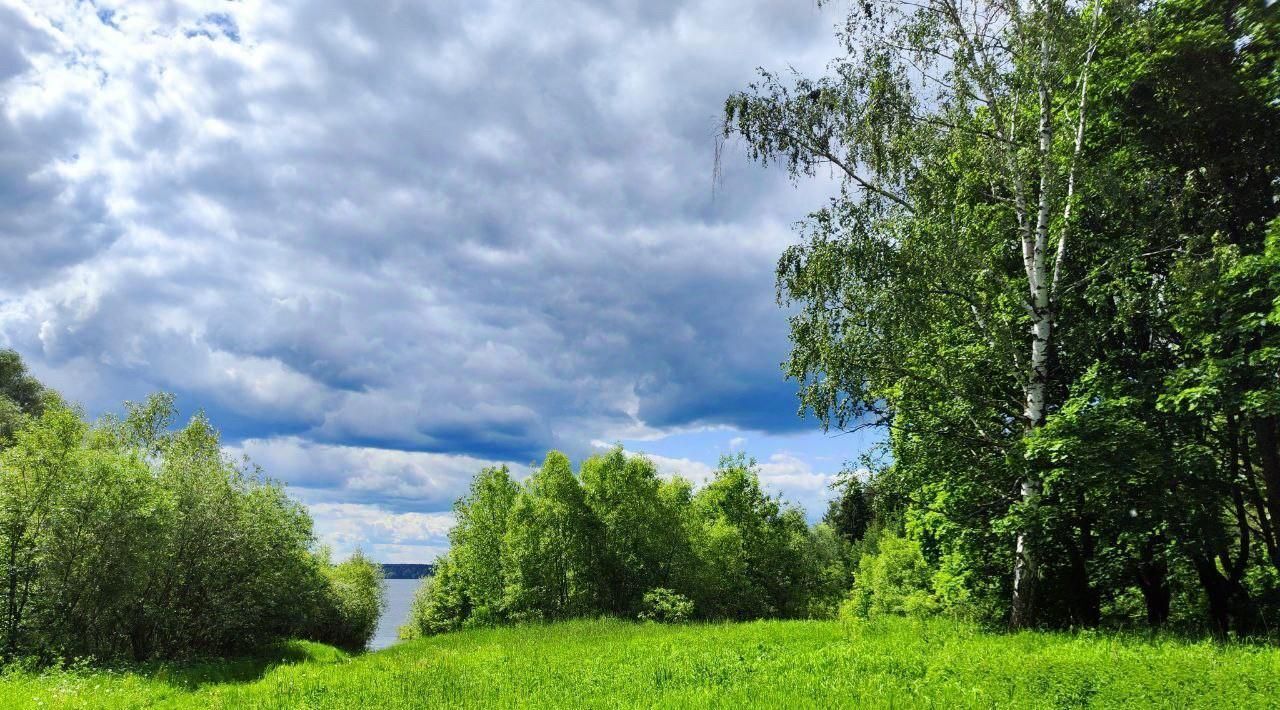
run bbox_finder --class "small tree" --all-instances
[402,555,467,638]
[451,465,519,621]
[581,447,689,615]
[824,474,872,545]
[0,349,46,446]
[502,452,603,620]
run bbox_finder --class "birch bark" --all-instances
[1009,9,1056,627]
[1009,0,1102,628]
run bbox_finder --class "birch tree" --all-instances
[725,0,1112,626]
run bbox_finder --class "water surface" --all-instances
[371,578,422,650]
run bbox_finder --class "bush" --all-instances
[402,449,848,634]
[0,394,331,662]
[462,605,501,630]
[310,552,386,652]
[842,534,938,620]
[401,556,465,638]
[638,588,695,623]
[0,356,389,663]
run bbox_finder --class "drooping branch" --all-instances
[804,136,917,213]
[937,0,1036,251]
[724,86,916,214]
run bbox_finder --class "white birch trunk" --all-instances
[939,0,1101,628]
[1010,0,1102,628]
[1010,11,1056,629]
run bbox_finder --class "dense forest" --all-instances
[0,351,386,662]
[719,0,1279,633]
[382,564,435,579]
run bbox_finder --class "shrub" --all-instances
[930,551,990,621]
[404,450,849,633]
[638,588,695,623]
[842,534,938,620]
[401,556,466,638]
[311,552,386,652]
[462,605,501,630]
[0,394,331,662]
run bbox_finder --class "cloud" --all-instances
[1,0,855,555]
[625,449,839,517]
[230,435,531,512]
[0,3,120,287]
[306,502,454,563]
[756,452,839,515]
[643,453,718,485]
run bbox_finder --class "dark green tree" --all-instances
[0,349,47,445]
[824,473,872,545]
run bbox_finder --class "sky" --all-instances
[0,0,880,562]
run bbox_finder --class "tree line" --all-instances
[403,448,852,635]
[0,351,385,662]
[724,0,1279,633]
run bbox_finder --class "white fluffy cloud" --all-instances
[306,502,455,563]
[756,452,840,515]
[627,448,840,516]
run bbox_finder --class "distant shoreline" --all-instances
[381,563,434,580]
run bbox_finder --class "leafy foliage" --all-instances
[308,551,386,652]
[502,452,604,620]
[844,534,938,620]
[0,359,384,661]
[405,448,850,636]
[726,0,1280,634]
[0,350,48,446]
[637,588,694,624]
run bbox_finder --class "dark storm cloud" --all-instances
[0,0,843,528]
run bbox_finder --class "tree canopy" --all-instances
[0,356,385,661]
[405,449,852,636]
[725,0,1279,633]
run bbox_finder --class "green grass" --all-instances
[0,640,347,708]
[3,618,1278,708]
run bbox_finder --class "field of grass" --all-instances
[3,617,1278,708]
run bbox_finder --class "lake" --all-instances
[371,578,423,650]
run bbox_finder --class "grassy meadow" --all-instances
[3,617,1278,709]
